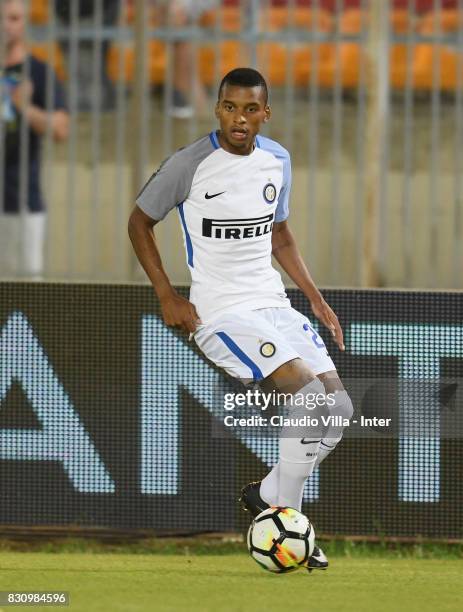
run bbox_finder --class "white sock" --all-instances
[314,390,353,468]
[314,439,338,468]
[260,462,279,506]
[277,451,319,511]
[261,378,327,512]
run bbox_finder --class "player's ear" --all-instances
[214,101,220,120]
[263,105,271,123]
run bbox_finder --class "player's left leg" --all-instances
[272,306,354,470]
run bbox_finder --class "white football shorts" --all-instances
[194,306,336,384]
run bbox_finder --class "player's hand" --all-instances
[11,79,33,112]
[159,290,202,334]
[310,296,345,351]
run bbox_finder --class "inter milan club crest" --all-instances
[263,183,277,204]
[260,342,276,357]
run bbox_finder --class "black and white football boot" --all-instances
[239,481,270,518]
[307,545,329,572]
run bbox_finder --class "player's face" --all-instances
[215,84,271,155]
[1,1,26,46]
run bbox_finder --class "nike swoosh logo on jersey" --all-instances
[300,438,321,445]
[205,191,226,199]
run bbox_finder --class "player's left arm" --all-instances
[271,220,345,351]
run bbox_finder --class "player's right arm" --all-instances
[128,206,201,334]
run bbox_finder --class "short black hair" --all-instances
[218,68,268,104]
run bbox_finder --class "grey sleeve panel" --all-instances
[136,135,214,221]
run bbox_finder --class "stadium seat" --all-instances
[29,0,49,25]
[122,0,160,25]
[198,7,244,86]
[413,9,463,91]
[199,5,241,30]
[389,9,417,89]
[256,7,334,86]
[106,40,166,85]
[106,2,166,85]
[316,8,367,90]
[30,42,66,81]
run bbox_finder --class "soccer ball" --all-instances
[247,507,315,573]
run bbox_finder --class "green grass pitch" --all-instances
[0,552,461,612]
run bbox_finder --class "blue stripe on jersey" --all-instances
[215,332,264,381]
[209,131,220,149]
[177,202,194,267]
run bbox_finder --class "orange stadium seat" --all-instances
[199,5,241,30]
[413,9,463,91]
[198,7,244,86]
[106,40,166,85]
[30,42,66,81]
[389,9,417,89]
[317,8,367,89]
[106,3,166,85]
[29,0,49,25]
[121,0,158,25]
[256,7,334,86]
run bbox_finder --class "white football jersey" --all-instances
[136,130,292,322]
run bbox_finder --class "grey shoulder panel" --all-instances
[256,135,292,222]
[136,135,214,221]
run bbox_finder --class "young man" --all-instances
[128,68,353,572]
[0,0,69,277]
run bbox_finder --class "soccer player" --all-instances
[128,68,353,572]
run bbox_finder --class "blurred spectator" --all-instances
[158,0,216,118]
[54,0,120,111]
[0,0,69,278]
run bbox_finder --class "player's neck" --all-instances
[4,41,27,67]
[216,130,256,156]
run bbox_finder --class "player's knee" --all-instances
[266,358,317,395]
[329,390,354,422]
[300,377,331,422]
[280,377,329,440]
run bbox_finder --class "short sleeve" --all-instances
[136,154,192,221]
[274,152,291,222]
[135,135,215,221]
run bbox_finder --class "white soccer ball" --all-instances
[247,507,315,573]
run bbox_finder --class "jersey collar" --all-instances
[210,130,259,155]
